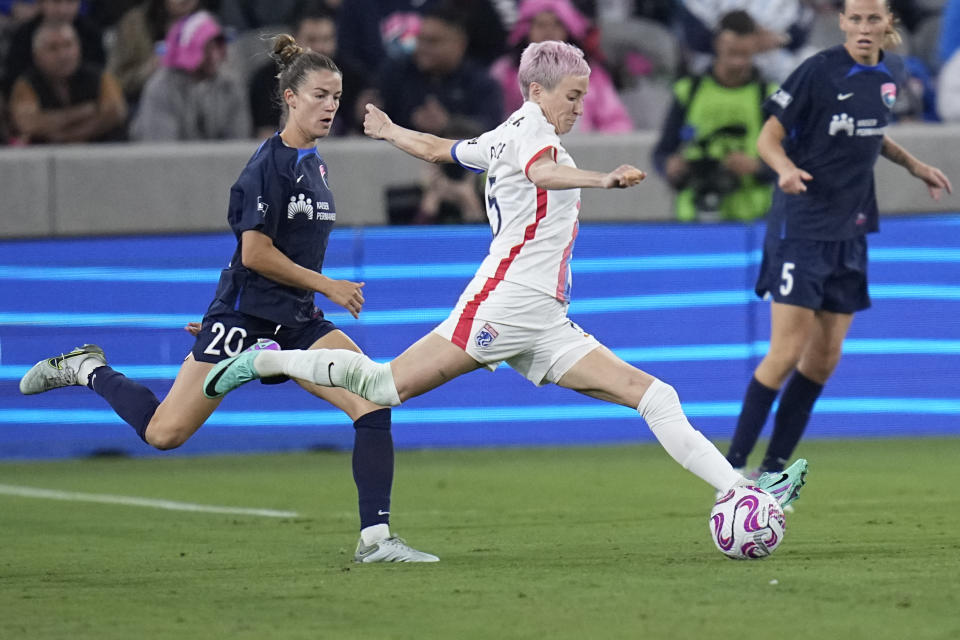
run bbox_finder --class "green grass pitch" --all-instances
[1,437,959,640]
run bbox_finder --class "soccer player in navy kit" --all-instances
[19,34,437,563]
[724,0,952,481]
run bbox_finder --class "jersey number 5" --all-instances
[487,176,502,236]
[779,262,795,296]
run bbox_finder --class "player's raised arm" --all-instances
[363,103,456,164]
[526,154,646,190]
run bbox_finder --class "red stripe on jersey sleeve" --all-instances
[524,146,557,180]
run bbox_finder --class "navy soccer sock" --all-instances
[726,376,779,469]
[87,366,160,443]
[352,408,393,530]
[762,371,823,472]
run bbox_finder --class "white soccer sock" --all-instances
[254,349,402,406]
[637,379,744,492]
[360,523,390,546]
[76,357,104,387]
[253,349,317,379]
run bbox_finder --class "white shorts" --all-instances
[433,276,600,386]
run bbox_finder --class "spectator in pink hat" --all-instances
[489,0,633,133]
[130,10,251,140]
[107,0,214,108]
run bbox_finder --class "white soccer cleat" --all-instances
[19,344,107,395]
[353,536,439,563]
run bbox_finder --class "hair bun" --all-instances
[271,33,302,70]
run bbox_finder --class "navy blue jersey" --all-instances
[763,45,903,241]
[207,134,336,326]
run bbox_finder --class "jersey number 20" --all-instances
[203,322,249,357]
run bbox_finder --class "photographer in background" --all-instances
[653,10,774,222]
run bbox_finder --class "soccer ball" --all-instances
[709,485,786,559]
[247,338,280,351]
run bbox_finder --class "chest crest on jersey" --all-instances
[318,163,330,188]
[880,82,897,109]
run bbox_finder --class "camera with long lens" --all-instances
[684,158,740,221]
[680,125,747,221]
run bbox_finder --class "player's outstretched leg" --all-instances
[354,535,439,563]
[20,344,107,395]
[755,458,808,508]
[205,346,402,406]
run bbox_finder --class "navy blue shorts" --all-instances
[191,308,337,383]
[754,236,871,314]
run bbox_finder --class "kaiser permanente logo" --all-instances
[287,193,335,220]
[828,113,885,137]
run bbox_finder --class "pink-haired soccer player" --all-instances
[208,40,809,511]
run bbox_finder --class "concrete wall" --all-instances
[1,122,958,238]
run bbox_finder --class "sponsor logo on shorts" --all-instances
[475,323,499,348]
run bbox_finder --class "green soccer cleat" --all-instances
[20,344,107,395]
[203,351,263,399]
[354,536,439,563]
[756,458,808,508]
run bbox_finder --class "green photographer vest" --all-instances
[673,73,774,222]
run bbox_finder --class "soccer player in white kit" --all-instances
[205,40,809,509]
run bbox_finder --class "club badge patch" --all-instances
[474,323,499,348]
[881,83,897,109]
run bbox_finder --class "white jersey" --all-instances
[452,101,580,302]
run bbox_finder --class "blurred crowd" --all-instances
[0,0,956,220]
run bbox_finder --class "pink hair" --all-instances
[517,40,591,100]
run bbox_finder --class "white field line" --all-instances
[0,483,298,518]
